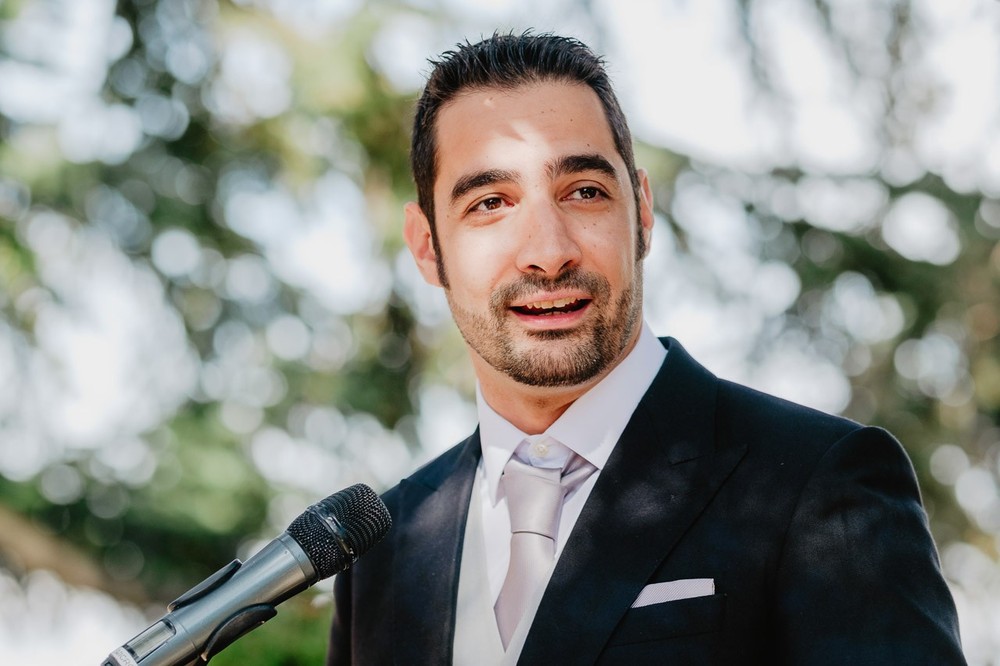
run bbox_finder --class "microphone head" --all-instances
[286,483,391,579]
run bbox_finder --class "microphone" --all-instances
[102,483,391,666]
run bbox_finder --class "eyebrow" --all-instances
[548,153,618,181]
[450,169,518,204]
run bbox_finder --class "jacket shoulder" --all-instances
[718,378,862,438]
[658,337,869,459]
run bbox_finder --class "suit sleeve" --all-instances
[772,426,965,664]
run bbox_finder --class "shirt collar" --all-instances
[477,322,667,504]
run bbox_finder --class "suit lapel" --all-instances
[519,338,748,663]
[392,432,481,665]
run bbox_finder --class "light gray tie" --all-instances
[494,455,593,649]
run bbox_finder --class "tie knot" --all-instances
[502,459,565,538]
[501,455,594,539]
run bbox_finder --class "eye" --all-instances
[566,186,607,201]
[470,196,507,213]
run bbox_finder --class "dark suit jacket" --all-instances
[328,338,965,664]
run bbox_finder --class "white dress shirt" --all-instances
[475,322,667,604]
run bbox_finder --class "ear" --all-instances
[403,201,443,287]
[636,168,654,259]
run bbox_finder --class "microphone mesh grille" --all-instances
[286,483,391,579]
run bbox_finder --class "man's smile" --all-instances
[510,296,591,316]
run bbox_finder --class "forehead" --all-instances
[432,81,621,193]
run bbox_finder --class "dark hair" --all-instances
[411,31,641,242]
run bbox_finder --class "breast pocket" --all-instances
[607,592,726,646]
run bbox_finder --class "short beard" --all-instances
[447,266,643,388]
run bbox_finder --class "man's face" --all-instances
[405,81,653,390]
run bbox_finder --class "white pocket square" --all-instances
[631,578,715,608]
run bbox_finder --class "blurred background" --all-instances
[1,0,998,663]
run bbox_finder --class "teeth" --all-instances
[524,297,577,310]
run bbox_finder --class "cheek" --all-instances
[441,234,509,292]
[582,226,637,273]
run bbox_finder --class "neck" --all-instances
[479,380,590,435]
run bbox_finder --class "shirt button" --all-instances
[532,441,549,457]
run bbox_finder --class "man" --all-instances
[328,32,965,664]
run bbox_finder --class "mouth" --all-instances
[510,296,591,317]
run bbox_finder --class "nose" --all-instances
[514,201,583,276]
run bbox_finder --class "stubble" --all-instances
[445,266,643,388]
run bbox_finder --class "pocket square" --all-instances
[631,578,715,608]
